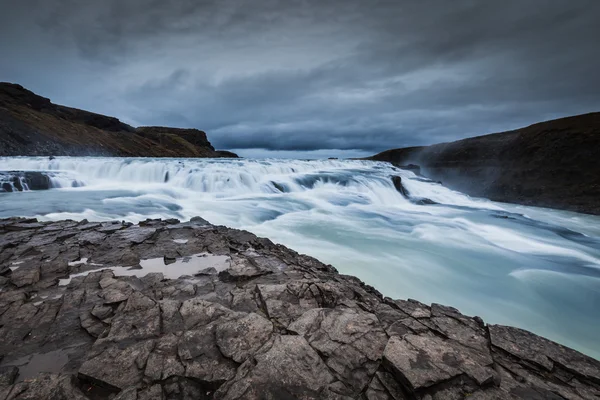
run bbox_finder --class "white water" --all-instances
[1,156,599,359]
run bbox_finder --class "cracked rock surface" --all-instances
[0,217,599,399]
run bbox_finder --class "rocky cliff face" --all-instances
[370,113,600,215]
[0,217,598,399]
[0,83,237,158]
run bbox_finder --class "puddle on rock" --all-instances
[133,253,230,279]
[10,261,24,271]
[173,239,189,244]
[68,258,89,267]
[1,348,71,383]
[58,253,230,285]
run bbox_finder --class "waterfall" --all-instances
[0,156,499,209]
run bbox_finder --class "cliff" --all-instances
[369,113,600,215]
[0,83,237,158]
[0,217,598,399]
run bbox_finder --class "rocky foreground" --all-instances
[0,218,599,400]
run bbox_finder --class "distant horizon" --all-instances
[3,80,598,159]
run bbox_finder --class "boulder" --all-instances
[391,175,410,198]
[24,171,52,190]
[0,171,52,191]
[288,308,388,395]
[10,265,41,287]
[215,313,274,363]
[0,366,18,386]
[11,176,23,191]
[215,335,337,399]
[412,198,438,205]
[78,340,155,390]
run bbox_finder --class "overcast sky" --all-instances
[1,0,599,157]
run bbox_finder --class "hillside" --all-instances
[0,83,237,158]
[370,112,600,215]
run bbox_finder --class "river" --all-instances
[1,156,599,359]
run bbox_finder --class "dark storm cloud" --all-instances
[1,0,599,154]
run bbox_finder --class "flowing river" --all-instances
[1,157,599,359]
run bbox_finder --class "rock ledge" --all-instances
[0,217,598,399]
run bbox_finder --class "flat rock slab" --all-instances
[0,217,599,400]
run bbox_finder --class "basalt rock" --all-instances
[0,217,598,399]
[391,175,410,198]
[0,171,52,191]
[391,176,437,206]
[411,198,437,206]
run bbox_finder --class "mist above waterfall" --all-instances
[1,156,599,359]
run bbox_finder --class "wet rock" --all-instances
[218,255,271,282]
[387,298,431,319]
[0,172,52,191]
[100,277,134,304]
[144,334,184,382]
[79,340,155,390]
[23,171,52,190]
[215,335,336,399]
[255,282,320,327]
[383,334,495,394]
[11,176,23,191]
[97,223,125,233]
[105,292,160,342]
[78,230,106,245]
[364,371,409,400]
[2,373,90,399]
[0,217,598,399]
[178,323,238,384]
[179,298,233,330]
[138,384,164,400]
[91,304,113,320]
[9,265,40,287]
[489,324,600,382]
[115,227,157,245]
[289,308,388,394]
[0,366,18,386]
[80,311,108,338]
[391,176,410,197]
[412,198,438,205]
[4,222,44,231]
[190,216,211,225]
[102,287,132,304]
[271,181,285,192]
[215,312,274,363]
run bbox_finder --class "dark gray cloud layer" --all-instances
[1,0,599,154]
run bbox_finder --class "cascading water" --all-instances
[1,156,599,358]
[0,174,29,192]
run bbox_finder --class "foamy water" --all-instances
[1,156,599,358]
